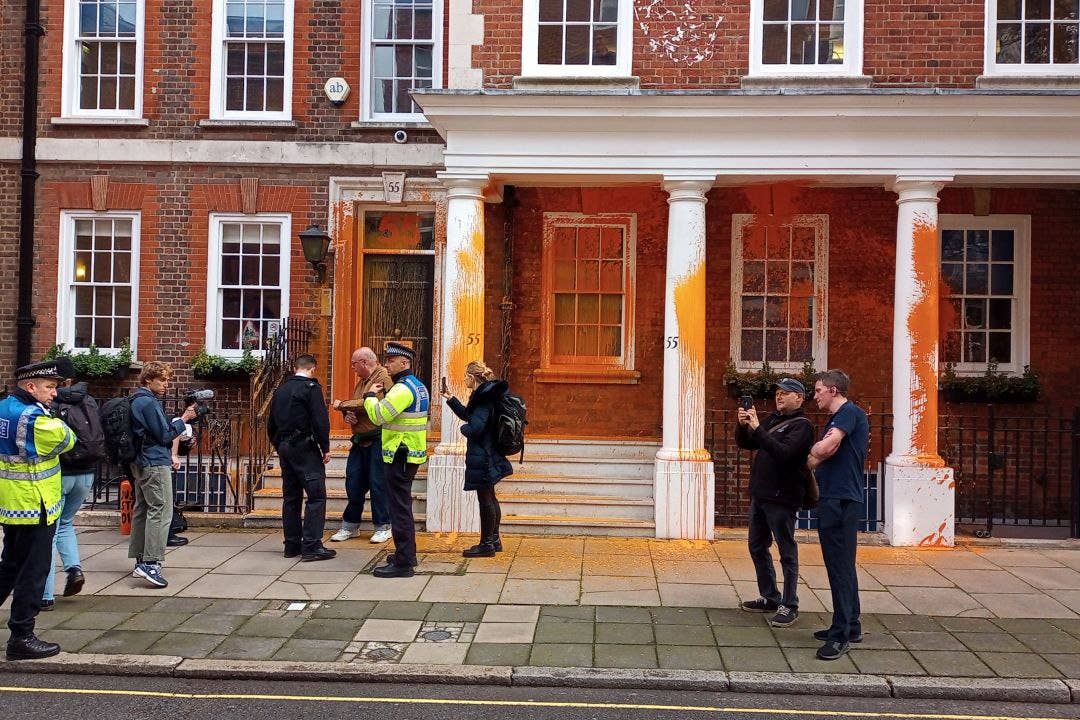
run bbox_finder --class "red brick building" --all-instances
[2,0,1078,543]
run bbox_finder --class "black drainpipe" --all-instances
[16,0,44,368]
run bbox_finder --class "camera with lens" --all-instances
[183,388,215,422]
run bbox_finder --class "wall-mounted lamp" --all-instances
[298,223,332,284]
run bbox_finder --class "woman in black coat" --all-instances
[440,360,513,557]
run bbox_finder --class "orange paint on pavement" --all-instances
[906,218,944,466]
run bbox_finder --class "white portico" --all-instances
[415,89,1080,544]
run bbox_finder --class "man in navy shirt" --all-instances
[807,369,869,661]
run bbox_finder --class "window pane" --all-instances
[764,0,788,21]
[265,78,284,111]
[94,286,112,316]
[790,262,813,297]
[766,260,789,294]
[99,3,117,34]
[222,289,241,317]
[80,1,98,34]
[115,286,131,316]
[742,296,764,327]
[262,291,281,319]
[766,226,790,258]
[266,2,285,36]
[539,0,562,22]
[765,329,787,361]
[267,43,285,75]
[1056,0,1079,19]
[990,230,1014,260]
[743,261,765,293]
[112,251,130,282]
[241,256,260,285]
[988,332,1012,363]
[998,0,1022,20]
[990,264,1014,295]
[1026,23,1051,62]
[942,262,964,293]
[577,294,599,324]
[395,81,413,114]
[964,298,987,329]
[596,0,619,22]
[966,263,988,294]
[567,0,590,21]
[743,224,767,258]
[790,296,813,329]
[372,3,392,39]
[762,24,788,64]
[598,326,621,356]
[395,44,413,75]
[790,0,815,21]
[221,319,240,349]
[578,226,600,257]
[821,23,844,62]
[118,1,137,35]
[101,42,118,73]
[592,24,617,64]
[965,332,986,363]
[789,23,816,64]
[601,227,623,258]
[75,286,93,314]
[414,8,433,38]
[246,80,265,112]
[576,325,599,356]
[226,2,245,34]
[554,293,574,324]
[94,320,112,348]
[75,252,92,281]
[941,229,963,260]
[578,260,599,291]
[989,298,1012,329]
[765,296,788,327]
[790,330,812,361]
[600,294,622,324]
[416,45,433,76]
[599,260,622,292]
[262,256,280,285]
[92,252,111,282]
[1053,22,1079,62]
[226,77,245,111]
[553,260,575,291]
[997,23,1022,62]
[943,331,961,362]
[741,329,763,361]
[966,230,989,261]
[1027,0,1051,19]
[247,43,266,75]
[119,41,136,73]
[75,317,93,348]
[820,0,844,21]
[564,24,590,64]
[553,325,574,355]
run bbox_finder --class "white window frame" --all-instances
[360,0,443,122]
[206,213,292,357]
[938,214,1031,375]
[56,210,141,355]
[983,0,1080,77]
[521,0,634,78]
[730,214,829,373]
[747,0,864,77]
[209,0,294,121]
[60,0,145,118]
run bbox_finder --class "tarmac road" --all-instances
[1,673,1078,720]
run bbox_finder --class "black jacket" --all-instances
[267,374,331,454]
[735,410,814,509]
[446,379,513,491]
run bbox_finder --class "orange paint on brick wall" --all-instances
[907,218,944,466]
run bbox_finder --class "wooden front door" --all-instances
[361,254,435,388]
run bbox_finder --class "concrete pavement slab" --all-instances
[58,611,132,630]
[144,632,226,658]
[955,632,1028,652]
[976,651,1064,678]
[712,625,778,647]
[658,583,738,608]
[719,646,789,672]
[938,617,1000,633]
[178,573,276,599]
[474,622,536,643]
[529,643,594,667]
[174,613,250,635]
[82,629,165,654]
[499,578,579,605]
[972,549,1066,567]
[909,650,996,676]
[465,642,531,666]
[1007,566,1080,590]
[426,602,486,622]
[652,560,729,584]
[893,631,967,651]
[482,604,540,623]
[596,606,651,623]
[516,537,584,557]
[273,638,349,662]
[163,545,244,568]
[311,600,376,619]
[103,568,204,596]
[214,551,300,575]
[117,611,195,632]
[862,564,952,587]
[914,551,999,570]
[400,642,469,665]
[369,600,432,620]
[595,622,654,645]
[420,574,504,604]
[534,619,595,643]
[848,649,926,675]
[780,646,859,673]
[973,592,1078,618]
[653,624,714,646]
[582,555,654,577]
[540,605,595,621]
[886,587,986,617]
[339,573,429,601]
[148,597,216,614]
[256,579,350,600]
[594,643,658,668]
[657,645,723,670]
[997,618,1074,634]
[940,569,1039,594]
[1015,632,1080,653]
[234,615,305,638]
[508,555,582,580]
[1044,653,1080,678]
[37,628,105,652]
[354,619,423,642]
[293,618,364,641]
[205,635,286,660]
[188,532,268,548]
[580,584,661,606]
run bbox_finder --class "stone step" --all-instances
[499,514,655,537]
[497,472,653,498]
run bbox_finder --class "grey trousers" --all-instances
[127,465,173,564]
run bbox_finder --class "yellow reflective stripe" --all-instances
[0,463,62,482]
[398,410,427,419]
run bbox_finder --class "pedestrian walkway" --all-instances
[14,528,1080,680]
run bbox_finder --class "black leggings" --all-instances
[476,485,501,543]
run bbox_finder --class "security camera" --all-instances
[393,129,408,144]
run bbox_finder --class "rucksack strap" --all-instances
[768,416,812,435]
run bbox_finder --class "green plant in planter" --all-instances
[723,359,817,399]
[939,361,1039,403]
[190,347,257,379]
[43,341,133,379]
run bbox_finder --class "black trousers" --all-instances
[747,498,800,610]
[0,519,56,638]
[385,446,419,567]
[475,485,501,544]
[278,438,327,554]
[818,497,863,643]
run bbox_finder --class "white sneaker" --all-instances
[330,527,358,542]
[370,528,393,544]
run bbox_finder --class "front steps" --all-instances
[247,438,660,537]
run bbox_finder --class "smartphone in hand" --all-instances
[440,376,449,395]
[739,395,754,411]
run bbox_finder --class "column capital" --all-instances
[888,175,954,203]
[662,177,713,202]
[438,173,489,201]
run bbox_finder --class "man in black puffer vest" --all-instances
[735,378,814,629]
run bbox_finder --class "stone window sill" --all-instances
[51,117,150,127]
[350,120,432,130]
[198,119,298,129]
[512,75,641,92]
[975,75,1080,89]
[534,367,641,384]
[740,74,873,90]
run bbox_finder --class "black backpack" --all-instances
[100,395,140,466]
[492,391,528,463]
[56,396,106,469]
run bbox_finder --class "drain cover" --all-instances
[369,647,398,660]
[421,629,452,641]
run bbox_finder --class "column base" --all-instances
[425,448,479,533]
[884,457,955,547]
[654,455,715,540]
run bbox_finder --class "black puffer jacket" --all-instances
[446,380,513,491]
[735,410,814,509]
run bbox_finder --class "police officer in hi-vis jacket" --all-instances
[364,341,429,578]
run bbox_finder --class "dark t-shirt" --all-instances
[814,400,870,503]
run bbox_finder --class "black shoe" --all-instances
[372,561,415,578]
[813,629,863,643]
[769,605,798,628]
[63,567,85,597]
[815,641,850,661]
[492,537,503,552]
[301,547,337,562]
[284,548,301,559]
[6,634,61,660]
[40,600,54,611]
[462,542,497,558]
[166,535,189,547]
[740,597,779,613]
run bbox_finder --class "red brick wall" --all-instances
[864,0,985,87]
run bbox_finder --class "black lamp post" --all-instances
[298,223,332,284]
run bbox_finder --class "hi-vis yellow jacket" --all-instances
[0,392,75,525]
[364,373,429,465]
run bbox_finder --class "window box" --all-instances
[723,360,817,400]
[44,341,134,381]
[939,362,1040,404]
[190,347,257,381]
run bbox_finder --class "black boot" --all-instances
[63,567,85,597]
[7,634,61,661]
[462,542,496,558]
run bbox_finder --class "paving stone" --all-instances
[955,632,1028,653]
[34,611,78,630]
[474,622,536,644]
[1015,633,1080,654]
[426,603,486,623]
[465,643,532,666]
[650,607,709,625]
[856,633,905,650]
[205,599,269,615]
[713,625,778,647]
[910,650,996,677]
[208,635,287,660]
[539,605,595,621]
[500,579,579,605]
[84,596,160,613]
[144,632,226,658]
[174,613,249,635]
[937,617,1000,633]
[272,638,350,662]
[993,618,1066,635]
[595,606,651,624]
[400,642,470,665]
[595,622,654,645]
[772,630,820,648]
[782,646,859,673]
[529,643,594,667]
[354,619,423,642]
[849,649,926,675]
[1043,653,1080,678]
[976,651,1063,678]
[311,600,376,620]
[878,615,943,633]
[116,611,193,632]
[894,631,967,651]
[707,608,771,627]
[82,630,164,654]
[534,619,594,644]
[368,601,433,620]
[719,646,790,672]
[40,628,104,652]
[657,645,724,670]
[482,605,540,623]
[148,597,216,614]
[653,624,715,646]
[58,611,132,630]
[594,644,658,669]
[235,615,305,638]
[294,618,365,641]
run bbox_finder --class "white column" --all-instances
[654,179,715,540]
[884,176,955,547]
[427,174,488,533]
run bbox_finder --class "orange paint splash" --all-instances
[919,521,950,547]
[445,210,485,397]
[907,218,944,466]
[672,260,709,461]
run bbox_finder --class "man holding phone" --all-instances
[735,378,814,628]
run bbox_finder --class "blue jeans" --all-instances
[44,471,94,601]
[343,441,389,528]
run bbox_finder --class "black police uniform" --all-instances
[267,374,331,556]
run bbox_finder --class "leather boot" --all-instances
[7,634,61,661]
[63,567,85,597]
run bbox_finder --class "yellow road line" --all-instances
[0,685,1067,720]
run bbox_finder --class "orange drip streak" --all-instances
[907,219,944,467]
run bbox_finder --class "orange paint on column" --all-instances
[446,218,485,392]
[906,219,944,466]
[672,261,709,461]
